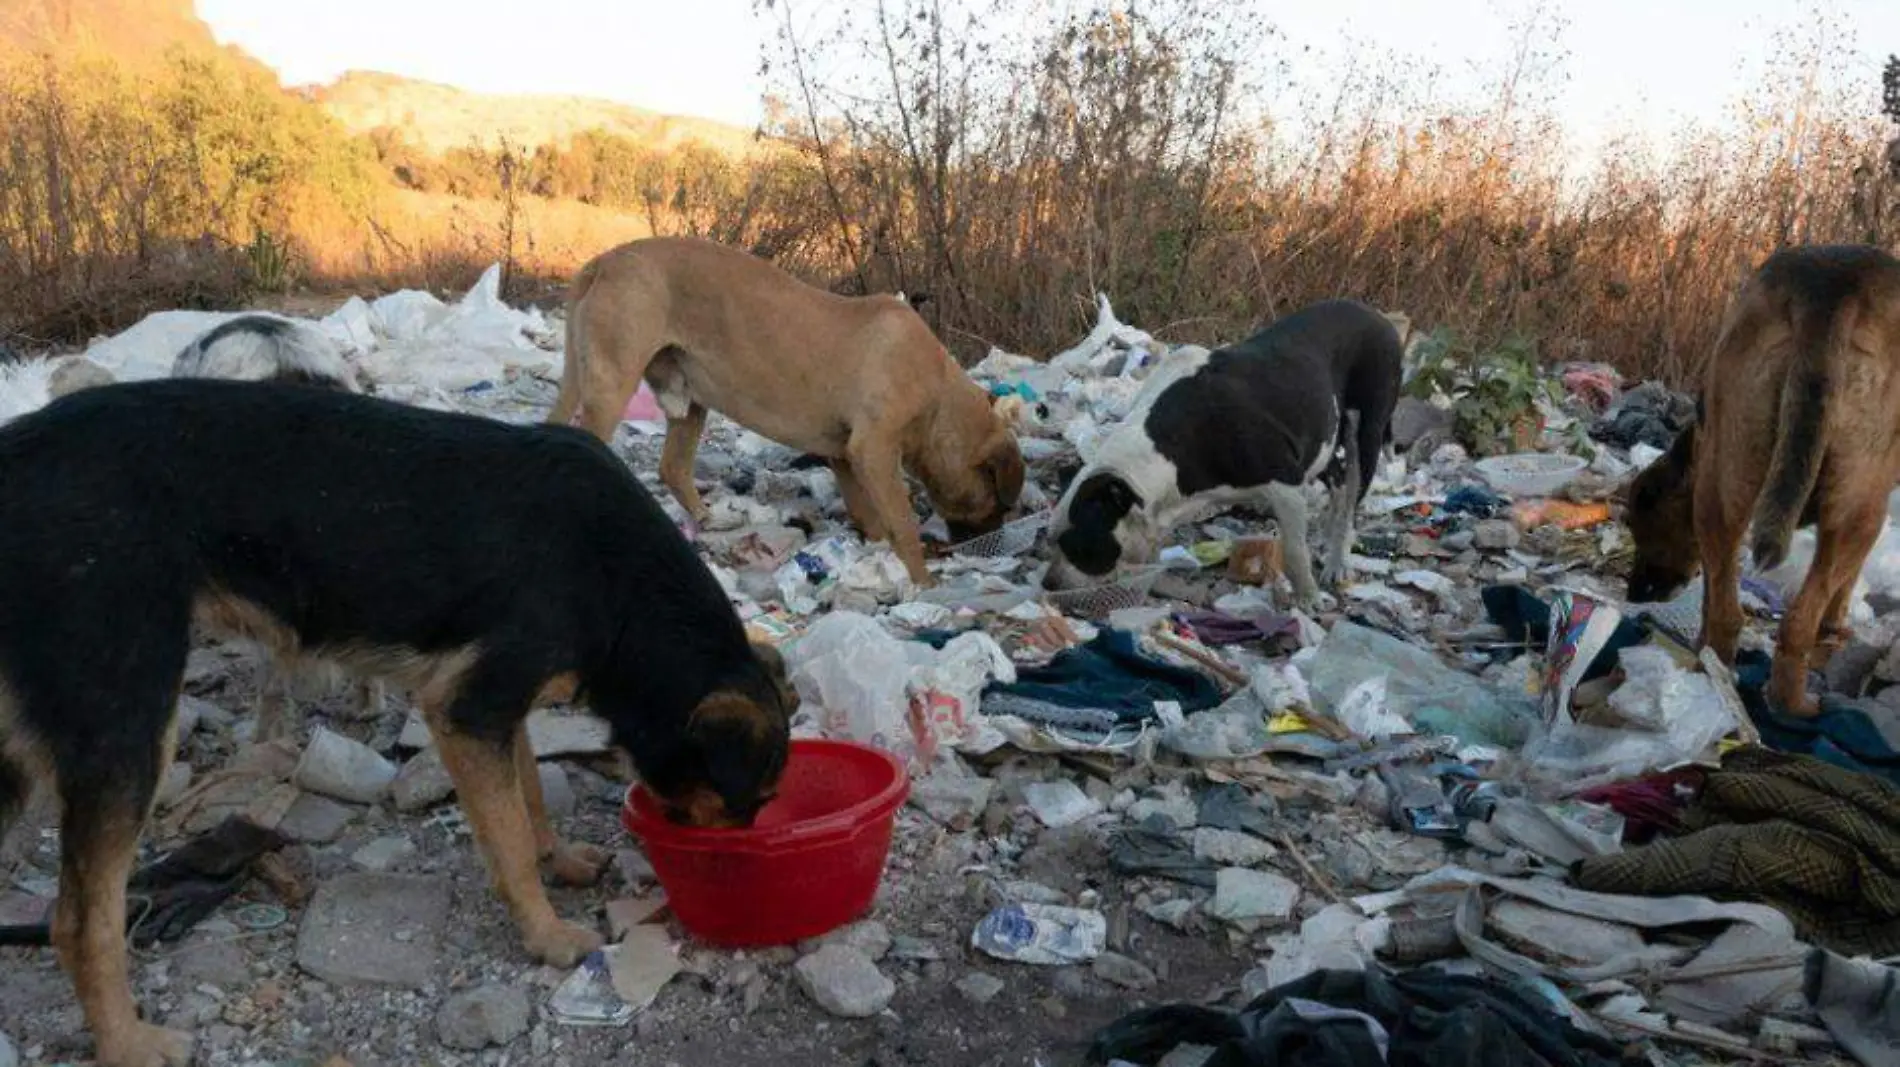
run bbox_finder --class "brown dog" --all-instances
[1625,244,1900,715]
[550,237,1026,587]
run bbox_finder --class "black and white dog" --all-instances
[173,313,363,393]
[1045,299,1404,608]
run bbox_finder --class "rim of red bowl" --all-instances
[621,739,909,854]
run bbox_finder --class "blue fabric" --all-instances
[1444,485,1507,517]
[983,629,1224,724]
[1736,650,1900,788]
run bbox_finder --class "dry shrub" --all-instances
[746,0,1900,380]
[4,3,1896,386]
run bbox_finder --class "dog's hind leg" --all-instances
[1319,412,1363,589]
[45,668,194,1066]
[659,402,711,524]
[511,724,607,887]
[425,690,602,968]
[255,659,297,743]
[345,679,386,722]
[571,318,665,445]
[1773,486,1887,717]
[1264,483,1323,610]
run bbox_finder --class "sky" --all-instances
[198,0,1900,153]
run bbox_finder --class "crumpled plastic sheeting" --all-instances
[359,265,558,392]
[785,611,1015,775]
[0,357,59,424]
[69,264,558,405]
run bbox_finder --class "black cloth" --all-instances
[1088,967,1635,1067]
[0,815,288,947]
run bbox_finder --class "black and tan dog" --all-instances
[0,380,791,1067]
[1625,244,1900,715]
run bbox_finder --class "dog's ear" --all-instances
[749,640,795,713]
[984,433,1026,509]
[1100,476,1139,514]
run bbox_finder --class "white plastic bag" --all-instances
[369,288,448,342]
[786,612,1014,775]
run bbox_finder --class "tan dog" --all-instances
[551,237,1025,587]
[1625,244,1900,715]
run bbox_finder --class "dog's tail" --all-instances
[1750,293,1858,571]
[551,257,604,427]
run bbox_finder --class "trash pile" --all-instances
[2,280,1898,1066]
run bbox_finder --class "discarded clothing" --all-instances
[984,629,1223,725]
[1173,610,1299,650]
[1442,485,1507,518]
[1572,746,1900,956]
[1107,815,1217,887]
[979,692,1123,734]
[1587,380,1695,451]
[1805,947,1900,1067]
[1561,366,1619,413]
[1575,771,1696,844]
[1734,651,1900,787]
[1086,966,1631,1067]
[0,815,288,947]
[1196,783,1280,839]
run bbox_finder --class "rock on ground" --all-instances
[391,749,455,812]
[908,775,994,830]
[295,873,449,988]
[1192,827,1278,867]
[793,944,895,1018]
[436,984,531,1050]
[956,972,1006,1005]
[798,920,892,962]
[1207,868,1302,925]
[538,762,576,818]
[1474,519,1520,551]
[1092,951,1158,990]
[350,834,417,873]
[278,793,359,844]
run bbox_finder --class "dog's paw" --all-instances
[1293,590,1339,615]
[546,840,611,887]
[525,919,605,969]
[97,1021,194,1067]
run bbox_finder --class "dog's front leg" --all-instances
[513,723,608,886]
[829,458,887,540]
[848,434,936,588]
[1263,483,1326,611]
[427,705,603,967]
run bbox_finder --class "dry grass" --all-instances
[3,4,1897,387]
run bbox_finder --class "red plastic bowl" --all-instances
[620,739,909,947]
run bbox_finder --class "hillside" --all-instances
[0,0,255,68]
[308,70,760,157]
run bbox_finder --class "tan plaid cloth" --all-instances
[1572,746,1900,955]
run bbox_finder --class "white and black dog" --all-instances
[1045,299,1403,608]
[172,313,363,393]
